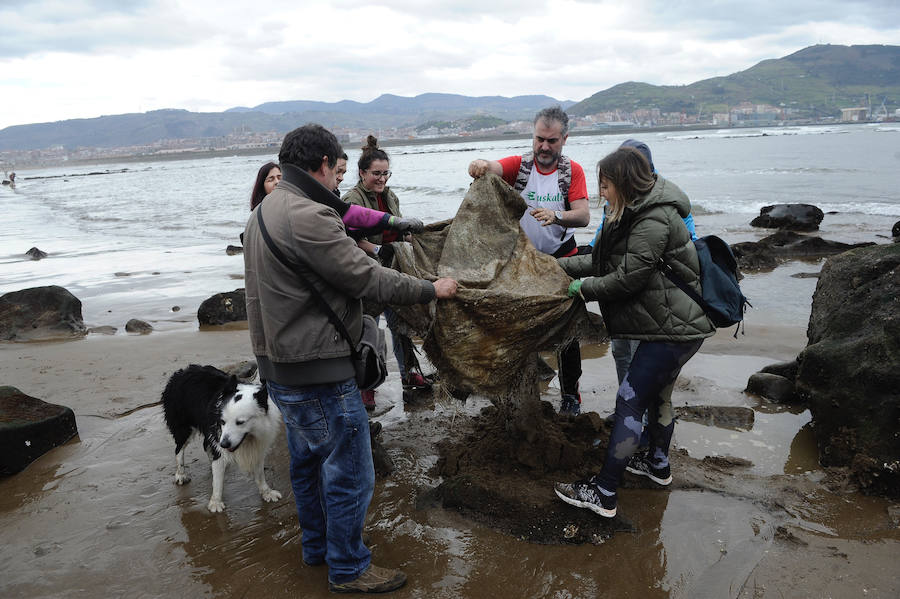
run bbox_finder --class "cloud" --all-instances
[0,0,898,129]
[0,0,206,57]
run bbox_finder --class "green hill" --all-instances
[568,44,900,118]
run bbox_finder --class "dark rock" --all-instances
[791,272,820,279]
[675,405,755,430]
[0,285,87,342]
[226,245,243,256]
[25,247,47,260]
[796,243,900,497]
[760,360,799,381]
[124,319,153,334]
[88,325,117,335]
[197,289,246,326]
[731,230,875,272]
[745,373,797,404]
[893,220,900,239]
[750,204,824,231]
[0,386,78,475]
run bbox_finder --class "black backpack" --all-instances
[659,235,750,334]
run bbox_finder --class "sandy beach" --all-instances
[1,317,898,598]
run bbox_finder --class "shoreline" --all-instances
[12,121,873,172]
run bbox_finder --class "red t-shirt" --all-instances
[497,155,588,205]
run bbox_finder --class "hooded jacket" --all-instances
[559,176,715,341]
[243,163,435,386]
[341,180,402,245]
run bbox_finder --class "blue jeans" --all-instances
[594,340,703,493]
[267,378,374,584]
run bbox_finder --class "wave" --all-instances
[664,126,847,142]
[692,198,900,217]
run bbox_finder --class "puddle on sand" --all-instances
[2,340,898,598]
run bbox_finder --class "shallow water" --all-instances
[2,123,898,335]
[3,326,897,598]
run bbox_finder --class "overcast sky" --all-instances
[1,0,898,130]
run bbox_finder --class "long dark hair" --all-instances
[357,135,390,172]
[250,162,279,211]
[597,147,656,223]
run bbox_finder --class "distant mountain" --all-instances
[568,44,900,117]
[0,94,573,151]
[0,109,302,152]
[1,44,897,152]
[236,93,575,117]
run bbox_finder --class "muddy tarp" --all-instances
[390,174,590,398]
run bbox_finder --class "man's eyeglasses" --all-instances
[368,170,392,179]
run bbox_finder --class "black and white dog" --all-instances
[161,364,282,512]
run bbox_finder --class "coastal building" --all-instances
[840,107,869,122]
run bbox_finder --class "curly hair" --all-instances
[278,123,342,172]
[534,106,569,136]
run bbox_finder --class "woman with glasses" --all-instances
[343,135,432,410]
[249,161,422,242]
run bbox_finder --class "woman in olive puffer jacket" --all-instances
[554,147,715,519]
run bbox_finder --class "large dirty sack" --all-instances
[391,174,588,397]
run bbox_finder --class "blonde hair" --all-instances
[597,147,656,223]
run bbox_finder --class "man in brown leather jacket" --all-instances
[243,124,457,594]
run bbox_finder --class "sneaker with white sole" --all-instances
[554,480,616,518]
[625,453,673,486]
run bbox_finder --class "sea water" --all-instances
[1,123,898,332]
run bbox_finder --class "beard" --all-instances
[535,149,560,168]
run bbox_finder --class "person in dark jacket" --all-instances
[243,124,457,593]
[553,147,714,518]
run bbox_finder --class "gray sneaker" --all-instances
[626,452,673,486]
[329,564,407,594]
[554,480,617,518]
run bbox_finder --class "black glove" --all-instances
[391,217,424,234]
[377,242,396,266]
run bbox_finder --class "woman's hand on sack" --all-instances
[567,279,584,300]
[433,277,458,299]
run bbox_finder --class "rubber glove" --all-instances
[388,216,425,234]
[567,279,584,300]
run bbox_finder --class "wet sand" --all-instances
[1,324,899,598]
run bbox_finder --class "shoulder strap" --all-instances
[557,155,572,209]
[255,208,359,357]
[513,152,533,192]
[658,257,714,316]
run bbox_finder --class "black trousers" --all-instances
[557,340,582,396]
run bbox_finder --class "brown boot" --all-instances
[329,563,407,594]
